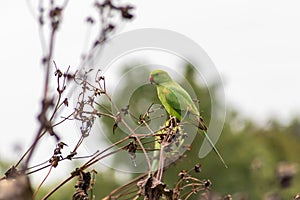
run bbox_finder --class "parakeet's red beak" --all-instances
[150,76,154,84]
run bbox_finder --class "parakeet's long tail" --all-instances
[198,130,228,168]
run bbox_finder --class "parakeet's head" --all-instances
[150,70,172,85]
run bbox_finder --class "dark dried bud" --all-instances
[105,24,115,32]
[127,141,137,155]
[58,141,68,149]
[204,179,212,188]
[55,69,63,77]
[94,88,101,96]
[86,16,94,24]
[54,147,61,155]
[98,75,105,81]
[42,56,48,64]
[121,105,129,115]
[66,73,75,80]
[223,194,232,200]
[113,112,122,134]
[121,5,134,19]
[276,162,297,188]
[39,15,44,25]
[93,40,100,48]
[194,163,202,173]
[178,170,188,179]
[63,98,69,107]
[49,7,62,18]
[49,155,60,167]
[49,7,62,30]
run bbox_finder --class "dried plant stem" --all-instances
[26,163,52,176]
[156,144,166,181]
[41,174,74,200]
[15,129,46,168]
[41,147,125,199]
[43,28,56,100]
[103,172,148,199]
[24,125,44,169]
[120,118,153,175]
[82,146,124,169]
[24,16,58,169]
[84,135,130,167]
[34,165,53,198]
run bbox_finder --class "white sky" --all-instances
[0,0,300,177]
[125,0,300,124]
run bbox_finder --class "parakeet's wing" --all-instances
[157,81,199,121]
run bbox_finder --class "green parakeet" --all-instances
[150,69,227,168]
